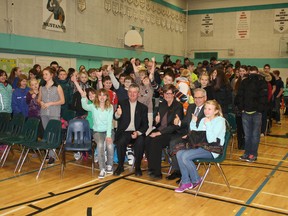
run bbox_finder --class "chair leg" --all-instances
[1,145,12,167]
[0,145,9,163]
[18,148,30,173]
[36,150,49,180]
[196,162,201,171]
[14,147,26,173]
[195,163,211,196]
[61,149,65,178]
[91,148,94,176]
[230,135,235,158]
[215,163,230,192]
[53,149,60,161]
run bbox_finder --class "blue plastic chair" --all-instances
[61,119,94,176]
[194,130,232,196]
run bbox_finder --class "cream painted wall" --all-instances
[0,0,186,57]
[188,0,288,10]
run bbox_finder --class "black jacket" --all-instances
[236,73,268,113]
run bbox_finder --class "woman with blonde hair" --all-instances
[80,87,114,179]
[175,100,226,192]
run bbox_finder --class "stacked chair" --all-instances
[0,113,25,164]
[16,119,62,179]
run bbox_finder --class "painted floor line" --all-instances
[1,206,26,216]
[127,175,245,204]
[235,153,288,216]
[252,203,288,214]
[262,191,288,199]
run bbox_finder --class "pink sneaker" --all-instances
[174,183,193,193]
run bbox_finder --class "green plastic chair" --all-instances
[0,117,40,169]
[0,113,25,163]
[193,130,232,196]
[16,119,62,179]
[0,112,11,133]
[0,113,25,139]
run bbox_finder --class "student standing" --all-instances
[38,67,65,164]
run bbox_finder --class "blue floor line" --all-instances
[235,153,288,216]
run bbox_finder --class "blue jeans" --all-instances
[242,112,262,157]
[176,148,213,184]
[93,131,114,170]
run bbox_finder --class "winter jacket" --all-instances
[12,87,30,117]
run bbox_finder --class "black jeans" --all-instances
[115,131,145,169]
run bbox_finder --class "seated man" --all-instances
[113,83,148,176]
[167,88,207,182]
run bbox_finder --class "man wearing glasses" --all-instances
[166,88,207,182]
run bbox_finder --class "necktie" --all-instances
[195,107,200,117]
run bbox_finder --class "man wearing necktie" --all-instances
[166,88,207,181]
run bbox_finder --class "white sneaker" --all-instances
[74,152,82,161]
[260,133,265,137]
[106,165,113,174]
[98,169,106,179]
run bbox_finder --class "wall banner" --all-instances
[200,14,213,37]
[274,9,288,33]
[42,0,66,32]
[236,11,250,39]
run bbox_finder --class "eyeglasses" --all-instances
[194,96,205,99]
[164,92,174,95]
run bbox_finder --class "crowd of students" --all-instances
[0,56,287,192]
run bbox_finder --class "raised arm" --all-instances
[108,66,120,90]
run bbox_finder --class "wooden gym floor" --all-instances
[0,115,287,216]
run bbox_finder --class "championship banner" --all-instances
[42,0,66,32]
[236,11,250,39]
[274,8,288,33]
[200,14,213,37]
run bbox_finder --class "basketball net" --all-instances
[130,44,143,57]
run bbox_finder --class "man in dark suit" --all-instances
[167,88,207,181]
[113,83,148,176]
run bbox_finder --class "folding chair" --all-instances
[0,112,11,133]
[0,113,25,163]
[194,131,232,196]
[61,119,94,177]
[0,117,40,168]
[16,120,62,179]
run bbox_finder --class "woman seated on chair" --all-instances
[145,84,184,179]
[174,100,226,193]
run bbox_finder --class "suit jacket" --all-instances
[114,99,148,141]
[179,103,205,134]
[154,99,184,135]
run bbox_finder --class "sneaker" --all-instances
[260,133,265,137]
[106,165,113,174]
[246,154,257,163]
[74,152,82,161]
[276,121,281,125]
[174,183,193,193]
[192,177,203,189]
[98,169,106,179]
[239,154,249,161]
[47,157,55,165]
